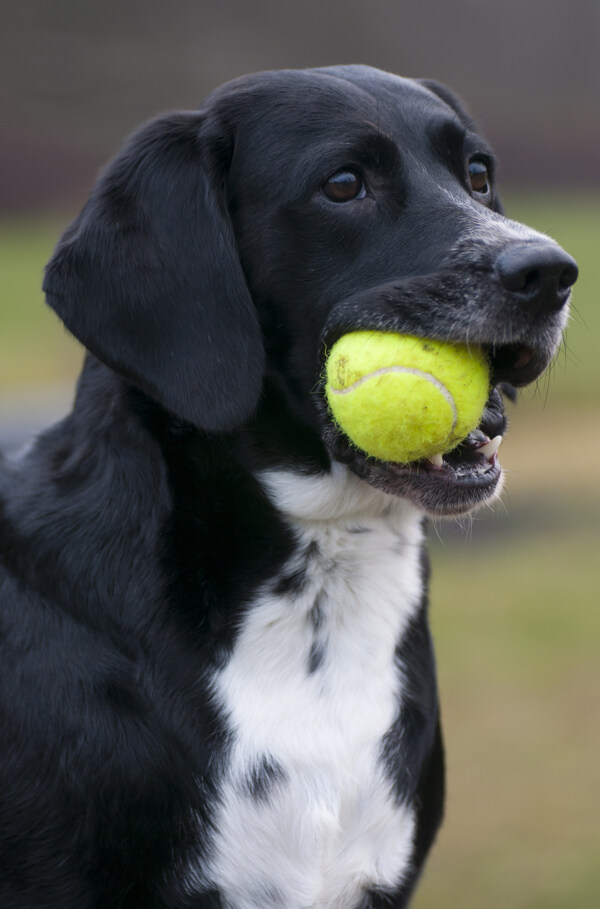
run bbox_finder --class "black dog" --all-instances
[0,66,577,908]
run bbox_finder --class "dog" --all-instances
[0,65,577,908]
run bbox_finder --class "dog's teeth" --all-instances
[428,453,444,468]
[478,435,502,460]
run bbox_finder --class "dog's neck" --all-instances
[258,460,423,528]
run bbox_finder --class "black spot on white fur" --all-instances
[310,590,327,631]
[272,566,308,597]
[304,539,321,560]
[244,757,286,802]
[307,639,326,674]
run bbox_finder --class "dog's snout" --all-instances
[495,242,578,313]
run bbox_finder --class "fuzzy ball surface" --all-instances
[325,331,490,463]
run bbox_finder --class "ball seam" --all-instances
[328,365,458,433]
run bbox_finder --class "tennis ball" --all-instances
[325,331,490,463]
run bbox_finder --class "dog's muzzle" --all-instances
[319,233,578,516]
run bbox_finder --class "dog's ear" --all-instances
[43,111,265,432]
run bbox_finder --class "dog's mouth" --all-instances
[323,341,543,517]
[326,386,506,517]
[385,385,507,507]
[317,246,572,516]
[409,396,505,476]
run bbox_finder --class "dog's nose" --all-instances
[496,242,578,313]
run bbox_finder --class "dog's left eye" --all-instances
[468,159,490,196]
[322,170,366,203]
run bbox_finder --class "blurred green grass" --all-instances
[415,530,600,909]
[1,196,599,907]
[0,217,82,390]
[503,192,598,403]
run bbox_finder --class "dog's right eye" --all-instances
[468,159,490,197]
[322,170,366,203]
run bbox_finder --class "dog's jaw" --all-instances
[319,385,508,517]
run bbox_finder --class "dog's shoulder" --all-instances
[0,362,223,903]
[0,359,166,734]
[0,359,166,596]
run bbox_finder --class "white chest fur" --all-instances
[191,466,425,909]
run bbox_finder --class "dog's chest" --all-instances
[188,469,425,908]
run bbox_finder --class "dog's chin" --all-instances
[326,387,508,517]
[345,450,504,517]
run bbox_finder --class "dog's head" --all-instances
[44,65,577,516]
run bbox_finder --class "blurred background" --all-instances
[1,1,598,906]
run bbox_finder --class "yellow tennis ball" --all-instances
[325,331,490,463]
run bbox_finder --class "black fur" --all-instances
[0,65,576,908]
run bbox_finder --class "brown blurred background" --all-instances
[2,0,599,212]
[1,2,599,907]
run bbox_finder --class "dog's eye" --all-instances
[322,170,366,203]
[468,160,490,195]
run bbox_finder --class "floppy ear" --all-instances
[43,111,265,431]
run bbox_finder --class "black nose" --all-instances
[496,242,578,313]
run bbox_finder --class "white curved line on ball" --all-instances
[329,366,457,433]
